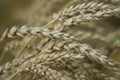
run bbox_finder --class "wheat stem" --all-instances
[44,18,58,28]
[14,36,35,59]
[6,71,20,80]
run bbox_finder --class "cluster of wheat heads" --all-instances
[0,1,120,80]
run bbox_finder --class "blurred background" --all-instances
[0,0,71,33]
[0,0,32,34]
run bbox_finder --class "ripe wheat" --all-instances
[0,1,120,80]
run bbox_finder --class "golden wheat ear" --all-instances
[0,25,75,41]
[54,1,120,31]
